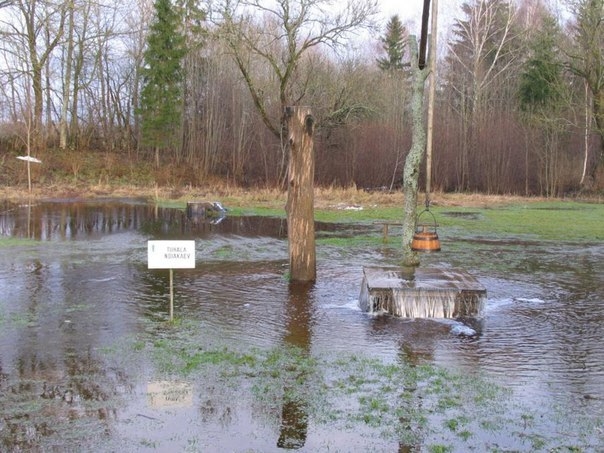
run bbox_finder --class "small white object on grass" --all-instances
[17,156,42,163]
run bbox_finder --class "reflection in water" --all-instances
[6,338,127,449]
[283,282,314,350]
[1,200,603,451]
[1,200,152,240]
[277,282,314,449]
[147,381,193,408]
[0,199,369,241]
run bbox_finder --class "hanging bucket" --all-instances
[411,209,441,252]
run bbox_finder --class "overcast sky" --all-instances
[376,0,461,35]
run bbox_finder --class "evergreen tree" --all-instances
[139,0,186,166]
[518,15,564,112]
[377,15,407,71]
[518,12,569,196]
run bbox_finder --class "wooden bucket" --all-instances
[411,209,441,252]
[411,225,441,252]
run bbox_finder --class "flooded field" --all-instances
[0,200,603,452]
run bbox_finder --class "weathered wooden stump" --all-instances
[285,106,316,282]
[359,266,486,318]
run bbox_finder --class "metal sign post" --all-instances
[148,240,196,321]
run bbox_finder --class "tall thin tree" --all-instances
[138,0,186,167]
[566,0,604,190]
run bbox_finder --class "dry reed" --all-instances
[0,180,550,210]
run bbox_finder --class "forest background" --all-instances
[0,0,603,198]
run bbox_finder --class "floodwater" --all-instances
[0,200,603,452]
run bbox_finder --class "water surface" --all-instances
[1,200,602,451]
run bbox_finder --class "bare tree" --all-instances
[216,0,378,183]
[445,0,522,191]
[1,0,66,150]
[59,0,75,149]
[566,0,604,190]
[401,35,429,267]
[123,0,155,155]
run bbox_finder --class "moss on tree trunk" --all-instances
[401,37,429,267]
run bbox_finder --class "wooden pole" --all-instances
[425,0,439,206]
[169,268,174,321]
[284,106,316,282]
[27,160,32,194]
[418,0,431,69]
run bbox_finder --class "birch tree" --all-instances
[566,0,604,190]
[0,0,66,150]
[445,0,521,190]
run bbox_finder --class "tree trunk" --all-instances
[285,106,316,282]
[60,0,75,149]
[586,89,604,189]
[401,37,429,267]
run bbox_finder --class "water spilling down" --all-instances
[359,266,486,318]
[0,199,603,451]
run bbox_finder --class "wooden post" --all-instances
[27,159,32,194]
[425,0,438,204]
[169,268,174,322]
[284,106,316,282]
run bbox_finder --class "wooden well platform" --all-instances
[359,266,486,318]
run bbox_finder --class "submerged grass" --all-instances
[110,316,602,452]
[0,366,121,451]
[1,190,602,451]
[0,237,37,247]
[108,320,598,452]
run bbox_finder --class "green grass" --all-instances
[315,206,403,223]
[140,335,509,447]
[0,237,37,247]
[435,201,603,241]
[230,200,603,242]
[148,199,602,243]
[0,311,38,328]
[227,206,285,217]
[316,234,378,247]
[316,201,603,242]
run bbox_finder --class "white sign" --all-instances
[17,155,42,163]
[148,240,196,269]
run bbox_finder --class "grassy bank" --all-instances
[1,183,602,243]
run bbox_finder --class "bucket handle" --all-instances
[415,208,438,230]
